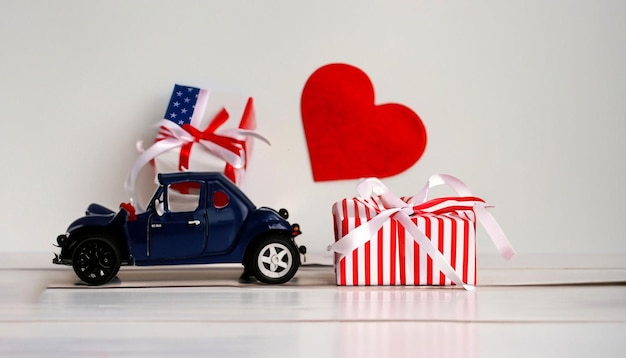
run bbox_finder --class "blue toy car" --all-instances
[53,172,305,285]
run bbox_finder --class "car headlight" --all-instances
[278,208,289,219]
[56,234,69,247]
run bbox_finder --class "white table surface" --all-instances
[1,253,625,357]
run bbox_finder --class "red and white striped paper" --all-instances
[332,196,477,286]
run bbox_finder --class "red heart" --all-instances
[301,63,427,182]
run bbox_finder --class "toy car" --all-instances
[53,172,305,285]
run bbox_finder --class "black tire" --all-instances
[72,236,121,285]
[250,235,300,284]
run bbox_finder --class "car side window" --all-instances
[166,182,202,213]
[213,189,230,209]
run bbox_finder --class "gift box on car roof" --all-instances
[126,84,268,209]
[329,174,515,288]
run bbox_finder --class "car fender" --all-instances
[240,208,294,237]
[235,208,295,262]
[60,206,130,262]
[85,203,116,216]
[67,214,116,234]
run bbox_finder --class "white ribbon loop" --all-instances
[414,174,515,260]
[356,177,390,197]
[474,204,515,260]
[219,128,271,146]
[414,173,474,204]
[357,178,412,213]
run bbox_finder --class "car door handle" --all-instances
[151,223,162,228]
[188,220,201,226]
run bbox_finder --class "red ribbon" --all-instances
[119,202,137,221]
[409,196,486,215]
[159,108,246,182]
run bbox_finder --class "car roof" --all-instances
[157,171,228,184]
[156,172,255,208]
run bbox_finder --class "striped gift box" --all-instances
[332,196,477,286]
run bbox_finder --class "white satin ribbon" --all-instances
[412,174,515,260]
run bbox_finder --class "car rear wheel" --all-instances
[251,235,300,284]
[72,236,121,286]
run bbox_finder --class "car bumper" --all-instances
[52,252,72,265]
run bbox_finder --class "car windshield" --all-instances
[167,188,200,212]
[150,182,202,215]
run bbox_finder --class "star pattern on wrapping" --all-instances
[164,85,201,125]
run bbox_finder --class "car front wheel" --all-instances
[251,235,300,284]
[72,236,121,286]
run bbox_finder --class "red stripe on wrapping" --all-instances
[473,220,477,284]
[398,220,406,285]
[438,217,445,285]
[413,217,420,285]
[365,206,372,286]
[332,204,338,281]
[363,248,371,285]
[332,207,338,245]
[450,217,458,285]
[377,220,384,285]
[428,206,475,215]
[340,199,348,286]
[390,218,396,285]
[426,217,433,285]
[353,200,361,285]
[463,216,469,284]
[414,196,485,210]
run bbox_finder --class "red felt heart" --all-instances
[301,63,427,182]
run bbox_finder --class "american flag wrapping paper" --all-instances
[330,175,515,288]
[125,84,269,208]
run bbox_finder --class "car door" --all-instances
[206,182,245,254]
[148,180,207,260]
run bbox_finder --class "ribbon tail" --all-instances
[136,140,145,153]
[197,140,246,169]
[329,208,401,264]
[395,213,474,290]
[220,128,271,146]
[473,204,516,260]
[124,138,185,211]
[356,178,390,197]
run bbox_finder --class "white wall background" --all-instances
[1,0,624,259]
